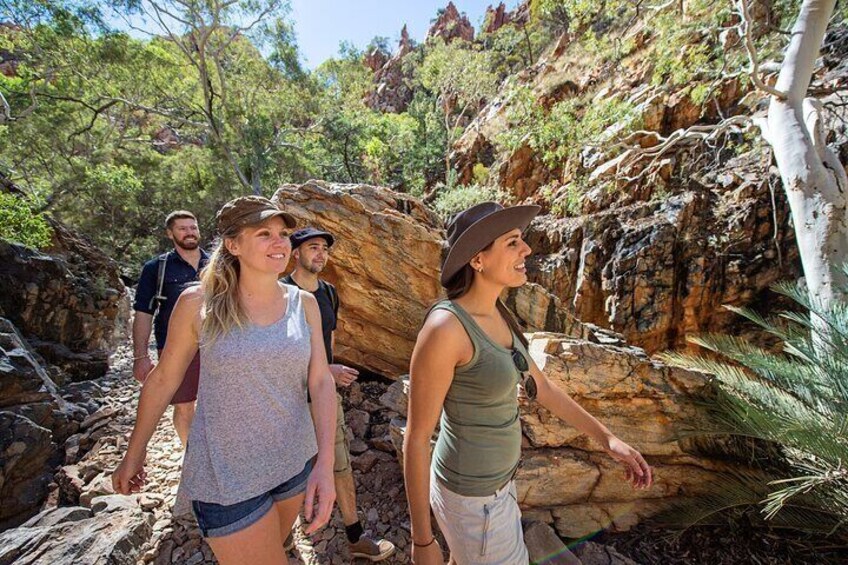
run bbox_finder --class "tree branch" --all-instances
[600,115,753,185]
[737,0,788,100]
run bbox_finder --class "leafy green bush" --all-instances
[471,163,490,185]
[497,86,639,170]
[660,274,848,536]
[432,183,498,219]
[0,192,54,249]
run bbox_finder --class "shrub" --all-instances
[0,192,54,249]
[432,183,498,219]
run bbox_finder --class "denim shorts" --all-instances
[191,458,313,538]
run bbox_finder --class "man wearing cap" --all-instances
[132,210,208,446]
[283,227,396,562]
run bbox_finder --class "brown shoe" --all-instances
[348,536,396,562]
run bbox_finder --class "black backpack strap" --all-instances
[324,280,339,315]
[148,253,169,315]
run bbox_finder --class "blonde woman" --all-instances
[405,202,652,565]
[113,196,337,565]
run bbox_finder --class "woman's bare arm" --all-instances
[405,310,469,563]
[113,286,202,493]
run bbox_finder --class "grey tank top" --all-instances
[180,283,317,505]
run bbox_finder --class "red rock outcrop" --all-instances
[426,2,475,44]
[484,3,511,34]
[365,25,416,113]
[525,155,800,354]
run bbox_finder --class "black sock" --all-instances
[345,520,364,544]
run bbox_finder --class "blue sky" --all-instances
[289,1,512,67]
[106,1,518,69]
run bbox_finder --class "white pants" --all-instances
[430,474,530,565]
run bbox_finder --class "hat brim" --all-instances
[440,205,540,286]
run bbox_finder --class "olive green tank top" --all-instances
[431,300,529,496]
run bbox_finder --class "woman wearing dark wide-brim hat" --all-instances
[404,202,652,565]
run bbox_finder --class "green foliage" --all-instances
[309,47,443,192]
[479,19,548,77]
[531,0,601,36]
[414,39,499,182]
[418,40,497,110]
[432,182,498,219]
[660,274,848,536]
[0,193,54,249]
[471,163,490,185]
[647,1,732,87]
[498,85,639,170]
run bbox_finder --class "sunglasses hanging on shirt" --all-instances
[511,348,537,400]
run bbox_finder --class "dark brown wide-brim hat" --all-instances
[441,201,540,286]
[216,195,297,235]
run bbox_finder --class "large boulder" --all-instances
[0,502,153,565]
[272,180,444,378]
[386,332,744,538]
[0,412,53,530]
[0,218,129,379]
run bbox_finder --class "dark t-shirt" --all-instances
[281,274,338,363]
[134,250,209,350]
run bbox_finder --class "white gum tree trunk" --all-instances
[765,0,848,314]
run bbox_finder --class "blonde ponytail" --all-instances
[199,235,247,345]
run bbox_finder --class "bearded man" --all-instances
[132,210,208,445]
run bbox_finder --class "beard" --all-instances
[300,256,324,275]
[175,237,199,251]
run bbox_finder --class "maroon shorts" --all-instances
[158,350,200,405]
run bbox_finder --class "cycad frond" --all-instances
[660,272,848,539]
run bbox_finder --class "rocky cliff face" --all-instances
[0,219,128,530]
[525,160,801,353]
[0,218,129,379]
[364,25,415,114]
[446,11,834,353]
[1,318,91,530]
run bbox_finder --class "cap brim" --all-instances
[256,209,297,229]
[440,205,540,286]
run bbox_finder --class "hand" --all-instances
[329,364,359,388]
[303,461,335,534]
[132,356,154,383]
[112,450,148,495]
[605,436,652,489]
[412,539,444,565]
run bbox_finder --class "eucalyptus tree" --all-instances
[417,38,498,195]
[115,0,312,194]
